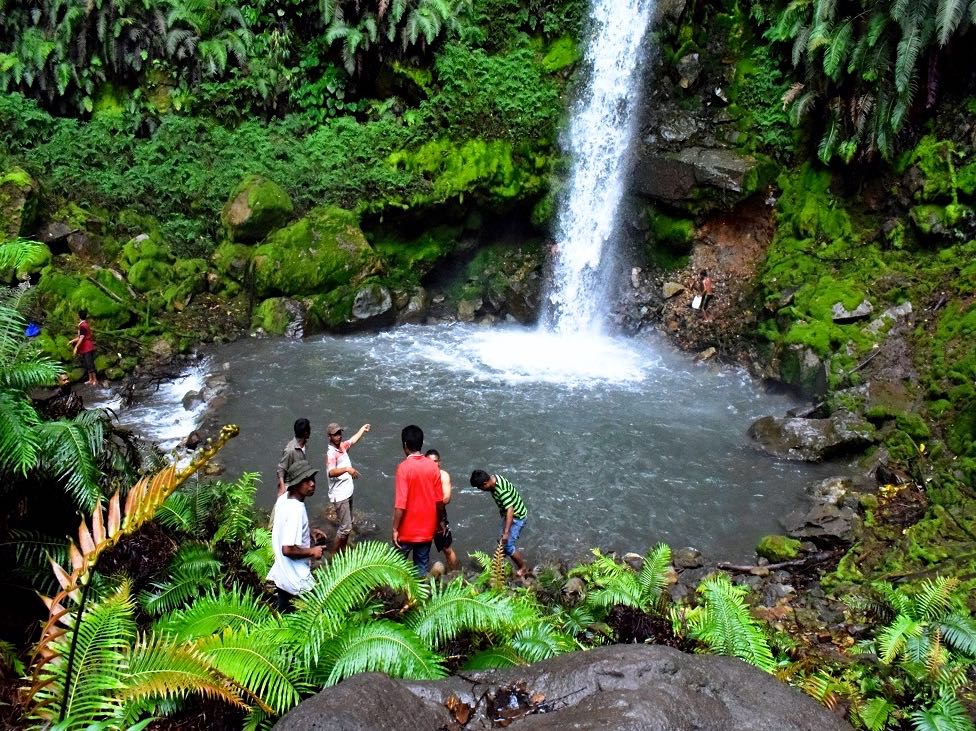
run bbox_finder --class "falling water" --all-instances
[545,0,657,333]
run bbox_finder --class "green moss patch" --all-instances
[756,534,802,562]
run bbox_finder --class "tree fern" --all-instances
[405,577,514,648]
[315,620,446,686]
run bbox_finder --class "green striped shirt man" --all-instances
[490,474,527,519]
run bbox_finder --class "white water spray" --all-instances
[545,0,657,333]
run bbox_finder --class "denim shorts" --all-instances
[499,517,525,556]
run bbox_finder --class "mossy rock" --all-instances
[252,206,382,298]
[756,534,802,562]
[252,297,293,335]
[542,36,580,72]
[120,233,174,270]
[307,286,356,331]
[0,167,38,239]
[221,174,294,243]
[909,203,973,241]
[162,258,208,310]
[212,240,254,283]
[36,266,136,331]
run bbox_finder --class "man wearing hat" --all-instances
[326,420,371,557]
[268,459,324,612]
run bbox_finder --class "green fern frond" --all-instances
[139,543,221,615]
[915,577,959,621]
[122,634,247,715]
[508,623,574,663]
[243,528,273,578]
[823,19,853,79]
[877,613,924,664]
[30,583,136,727]
[287,541,424,667]
[0,389,42,475]
[857,696,895,730]
[154,586,273,642]
[894,23,923,93]
[688,574,775,673]
[938,613,976,657]
[5,529,68,594]
[195,628,302,714]
[909,694,975,731]
[214,472,259,545]
[637,542,672,609]
[586,573,643,611]
[36,412,106,512]
[462,645,523,670]
[936,0,970,43]
[405,578,514,649]
[316,620,446,687]
[818,113,840,162]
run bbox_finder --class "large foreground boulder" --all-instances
[274,645,851,731]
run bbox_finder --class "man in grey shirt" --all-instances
[276,418,310,496]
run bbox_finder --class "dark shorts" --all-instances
[80,351,95,374]
[434,524,453,552]
[275,587,297,613]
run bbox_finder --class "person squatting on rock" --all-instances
[699,269,714,310]
[326,420,370,558]
[393,425,446,575]
[426,448,460,571]
[267,460,326,613]
[470,469,529,578]
[276,418,311,496]
[68,309,98,386]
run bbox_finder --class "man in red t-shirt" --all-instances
[68,309,98,386]
[393,424,446,574]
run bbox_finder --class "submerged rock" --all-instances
[274,645,852,731]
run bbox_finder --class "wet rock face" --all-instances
[748,411,876,462]
[274,645,853,731]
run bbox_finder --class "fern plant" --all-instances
[671,573,776,673]
[584,543,673,615]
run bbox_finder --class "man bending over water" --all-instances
[470,469,528,578]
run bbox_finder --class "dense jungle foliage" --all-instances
[2,0,976,727]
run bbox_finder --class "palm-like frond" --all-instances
[5,529,69,594]
[405,578,513,648]
[242,528,273,578]
[915,577,959,621]
[857,696,895,730]
[637,542,672,608]
[508,623,574,663]
[315,620,445,687]
[0,239,49,273]
[938,613,976,657]
[463,645,523,670]
[214,472,259,544]
[877,613,924,664]
[154,585,273,642]
[936,0,969,44]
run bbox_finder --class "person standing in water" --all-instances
[426,449,460,571]
[470,469,529,578]
[326,421,370,557]
[68,309,98,386]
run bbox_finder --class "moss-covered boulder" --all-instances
[221,174,294,243]
[36,266,136,332]
[0,167,38,240]
[252,297,307,337]
[756,534,802,562]
[252,207,382,298]
[120,233,176,293]
[162,258,208,311]
[307,286,356,331]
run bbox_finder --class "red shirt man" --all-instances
[393,424,445,574]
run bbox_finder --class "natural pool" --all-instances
[123,323,837,564]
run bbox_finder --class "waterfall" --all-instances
[544,0,657,334]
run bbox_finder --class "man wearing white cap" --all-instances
[268,459,324,612]
[326,420,370,557]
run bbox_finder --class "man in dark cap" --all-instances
[276,418,311,496]
[268,459,324,612]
